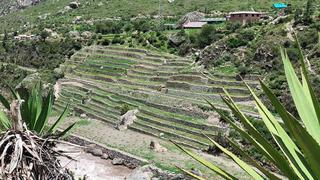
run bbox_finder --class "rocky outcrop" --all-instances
[17,0,42,8]
[199,39,229,68]
[0,0,43,16]
[116,109,139,131]
[169,32,188,46]
[178,11,205,26]
[69,1,80,9]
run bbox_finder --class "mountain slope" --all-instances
[0,0,317,33]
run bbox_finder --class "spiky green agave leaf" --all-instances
[203,134,264,179]
[47,104,70,134]
[244,81,315,179]
[0,111,11,130]
[176,166,206,180]
[34,90,53,134]
[260,79,320,178]
[170,140,236,180]
[0,94,10,110]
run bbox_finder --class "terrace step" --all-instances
[61,77,259,117]
[166,88,251,102]
[166,80,250,95]
[134,120,209,147]
[128,124,202,150]
[136,112,220,138]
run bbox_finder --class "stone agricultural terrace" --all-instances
[54,45,260,150]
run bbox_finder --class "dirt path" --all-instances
[56,116,248,179]
[285,20,295,42]
[57,143,133,180]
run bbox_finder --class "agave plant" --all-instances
[173,40,320,179]
[0,82,76,136]
[0,82,75,179]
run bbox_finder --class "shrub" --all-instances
[120,104,130,115]
[101,38,110,46]
[239,29,255,42]
[297,29,319,49]
[196,25,218,48]
[226,37,247,48]
[226,22,241,32]
[95,21,124,34]
[111,35,125,44]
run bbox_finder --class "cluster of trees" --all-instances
[94,19,159,35]
[1,33,81,69]
[294,0,315,25]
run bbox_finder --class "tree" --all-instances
[294,8,303,24]
[197,25,217,48]
[303,0,314,24]
[40,30,50,42]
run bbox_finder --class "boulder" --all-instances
[115,109,139,131]
[91,149,103,157]
[169,33,187,46]
[126,166,154,180]
[150,141,167,152]
[80,113,87,118]
[69,1,80,9]
[73,16,82,23]
[81,31,93,39]
[64,5,72,11]
[112,158,125,165]
[101,153,109,160]
[207,112,220,125]
[69,30,80,39]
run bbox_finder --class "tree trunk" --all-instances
[10,100,23,131]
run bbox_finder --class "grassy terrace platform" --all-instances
[56,45,260,150]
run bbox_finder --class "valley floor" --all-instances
[58,143,133,180]
[58,116,249,179]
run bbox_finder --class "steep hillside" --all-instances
[54,45,260,150]
[0,0,317,33]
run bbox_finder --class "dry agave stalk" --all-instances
[0,100,73,180]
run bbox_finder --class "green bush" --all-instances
[196,25,219,48]
[120,104,130,115]
[226,22,241,32]
[297,29,319,49]
[101,38,110,46]
[226,37,247,48]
